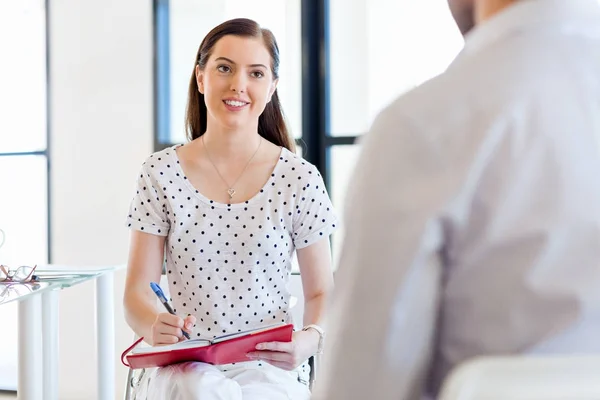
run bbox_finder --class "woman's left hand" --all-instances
[247,330,319,371]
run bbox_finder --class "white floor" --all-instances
[0,392,16,399]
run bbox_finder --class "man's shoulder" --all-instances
[374,70,464,133]
[375,39,552,134]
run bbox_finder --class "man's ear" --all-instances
[267,78,279,102]
[195,65,204,94]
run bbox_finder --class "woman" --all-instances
[123,18,338,400]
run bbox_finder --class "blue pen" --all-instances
[150,282,191,340]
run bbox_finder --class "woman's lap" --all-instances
[227,365,311,400]
[134,362,310,400]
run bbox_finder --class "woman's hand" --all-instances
[149,313,196,346]
[247,329,320,370]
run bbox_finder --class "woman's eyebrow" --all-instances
[214,56,267,69]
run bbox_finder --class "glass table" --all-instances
[0,264,124,400]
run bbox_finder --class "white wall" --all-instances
[49,0,153,398]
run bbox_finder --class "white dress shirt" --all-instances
[313,1,600,399]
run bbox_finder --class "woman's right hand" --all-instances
[150,313,196,346]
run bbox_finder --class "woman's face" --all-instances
[196,35,278,132]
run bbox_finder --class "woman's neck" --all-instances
[199,128,262,161]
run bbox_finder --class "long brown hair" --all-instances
[185,18,295,152]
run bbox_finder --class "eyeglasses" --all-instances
[0,265,38,283]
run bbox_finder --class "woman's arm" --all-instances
[123,230,166,342]
[297,236,334,344]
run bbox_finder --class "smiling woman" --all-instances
[123,17,337,400]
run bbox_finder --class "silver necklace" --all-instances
[202,135,263,200]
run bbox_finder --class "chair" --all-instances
[437,355,600,400]
[123,273,317,399]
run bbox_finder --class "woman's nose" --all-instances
[230,73,247,93]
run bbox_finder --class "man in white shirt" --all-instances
[312,1,600,399]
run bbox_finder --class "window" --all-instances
[329,0,463,136]
[327,0,463,262]
[0,0,49,391]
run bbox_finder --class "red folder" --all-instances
[121,323,293,369]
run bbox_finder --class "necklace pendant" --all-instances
[227,188,236,199]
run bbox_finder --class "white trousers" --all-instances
[133,362,311,400]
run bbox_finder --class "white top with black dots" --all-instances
[126,144,338,344]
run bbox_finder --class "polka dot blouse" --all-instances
[126,145,338,341]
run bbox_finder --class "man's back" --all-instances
[314,1,600,399]
[422,0,600,392]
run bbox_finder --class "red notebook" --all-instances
[121,323,293,369]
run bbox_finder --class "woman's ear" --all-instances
[267,78,279,102]
[195,65,204,94]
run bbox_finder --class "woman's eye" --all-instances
[217,65,231,73]
[251,71,264,78]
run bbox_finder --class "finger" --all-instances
[247,350,291,363]
[255,341,293,352]
[183,314,196,332]
[158,312,184,329]
[156,322,183,338]
[155,333,180,345]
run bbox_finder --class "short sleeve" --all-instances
[292,166,339,249]
[125,163,169,236]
